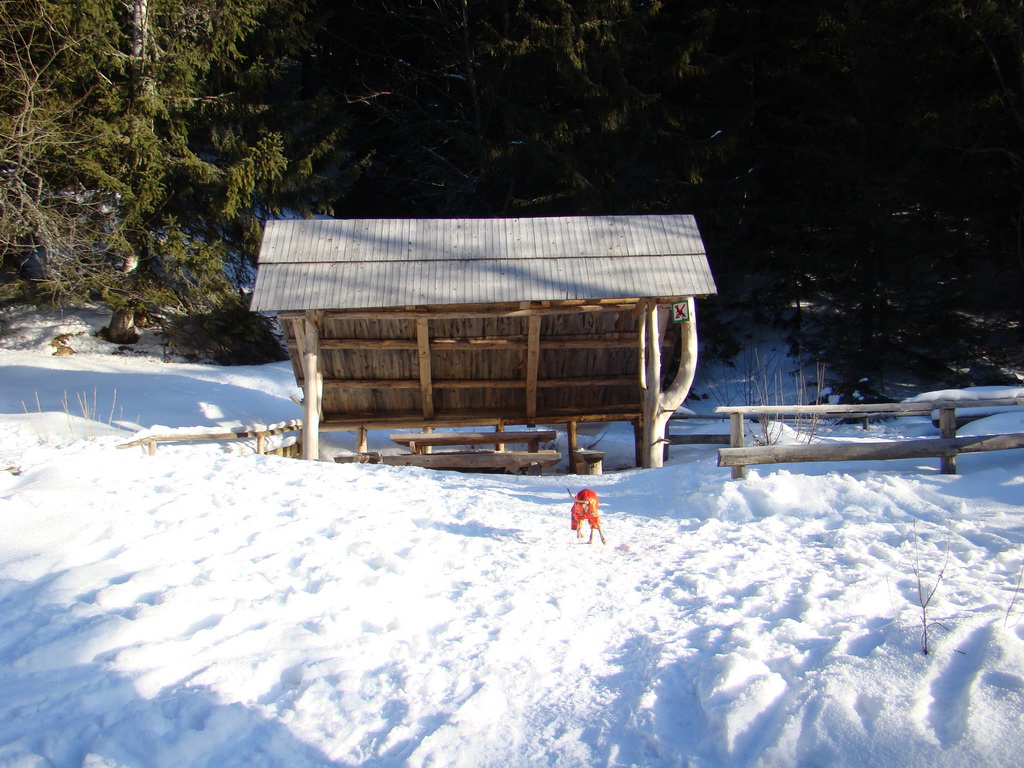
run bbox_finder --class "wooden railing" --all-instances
[117,419,302,457]
[714,398,1024,479]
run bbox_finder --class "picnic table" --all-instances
[383,429,560,474]
[388,429,558,454]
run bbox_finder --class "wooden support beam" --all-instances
[317,337,522,350]
[567,420,579,473]
[297,333,644,352]
[278,298,724,325]
[324,378,421,389]
[322,375,637,390]
[541,334,638,349]
[433,337,524,349]
[525,315,541,422]
[641,301,661,469]
[318,339,419,350]
[319,407,642,431]
[637,306,648,392]
[416,318,435,419]
[293,316,321,461]
[314,300,644,321]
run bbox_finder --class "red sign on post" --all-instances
[672,300,690,322]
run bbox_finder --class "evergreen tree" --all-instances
[952,0,1024,335]
[668,0,1021,393]
[81,0,350,348]
[5,0,1021,377]
[0,1,111,267]
[317,0,715,217]
[3,0,353,359]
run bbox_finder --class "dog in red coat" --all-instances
[570,488,606,545]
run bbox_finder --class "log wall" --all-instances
[282,299,680,431]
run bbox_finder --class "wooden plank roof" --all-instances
[250,214,716,312]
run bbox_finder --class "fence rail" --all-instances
[714,397,1024,479]
[117,419,302,457]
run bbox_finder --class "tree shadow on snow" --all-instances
[431,520,527,541]
[0,572,350,768]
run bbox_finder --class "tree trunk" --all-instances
[102,308,140,344]
[130,0,151,101]
[642,298,699,469]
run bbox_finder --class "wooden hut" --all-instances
[249,215,717,468]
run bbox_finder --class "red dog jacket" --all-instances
[571,488,600,530]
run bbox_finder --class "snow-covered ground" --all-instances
[2,304,1024,768]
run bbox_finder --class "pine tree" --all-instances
[4,0,352,358]
[316,0,714,217]
[670,0,1021,392]
[0,1,112,267]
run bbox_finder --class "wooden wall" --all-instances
[282,299,679,430]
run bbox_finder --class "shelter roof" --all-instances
[250,214,716,312]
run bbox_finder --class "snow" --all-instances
[2,305,1024,768]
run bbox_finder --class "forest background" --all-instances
[2,0,1022,399]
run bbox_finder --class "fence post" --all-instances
[939,407,957,474]
[730,412,747,480]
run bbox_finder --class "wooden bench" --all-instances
[388,429,557,454]
[379,449,562,474]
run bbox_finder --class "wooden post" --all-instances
[525,315,541,422]
[295,316,321,461]
[730,412,746,480]
[637,304,648,392]
[416,318,434,419]
[644,300,661,419]
[567,420,579,473]
[356,427,368,454]
[633,418,643,468]
[939,407,957,474]
[639,301,661,468]
[495,423,505,452]
[634,305,648,471]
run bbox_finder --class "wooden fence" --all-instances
[117,419,302,457]
[713,398,1024,479]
